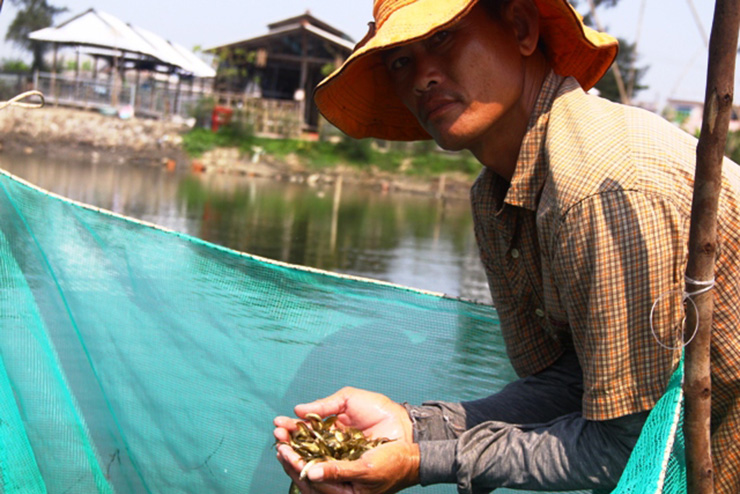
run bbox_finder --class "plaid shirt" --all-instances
[471,72,740,492]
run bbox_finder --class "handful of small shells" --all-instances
[278,413,392,493]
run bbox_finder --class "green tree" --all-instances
[213,46,256,93]
[5,0,67,71]
[594,38,648,102]
[572,0,650,103]
[725,128,740,163]
[571,0,620,27]
[1,57,30,72]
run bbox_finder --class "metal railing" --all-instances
[30,72,303,137]
[33,72,211,120]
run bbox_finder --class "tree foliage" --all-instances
[571,0,621,27]
[213,47,258,93]
[594,37,649,102]
[5,0,67,71]
[1,57,30,72]
[571,0,650,103]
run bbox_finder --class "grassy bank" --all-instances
[181,126,482,179]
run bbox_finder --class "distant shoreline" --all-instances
[0,106,475,200]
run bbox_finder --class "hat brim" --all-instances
[315,0,618,141]
[538,0,619,90]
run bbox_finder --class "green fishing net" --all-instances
[612,356,686,494]
[0,169,685,493]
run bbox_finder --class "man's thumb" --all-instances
[306,464,325,482]
[307,460,363,483]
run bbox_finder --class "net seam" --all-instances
[655,362,684,494]
[0,168,494,306]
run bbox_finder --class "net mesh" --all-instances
[613,357,686,494]
[0,169,685,493]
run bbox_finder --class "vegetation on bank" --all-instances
[182,127,481,178]
[723,131,740,165]
[182,103,482,179]
[182,95,740,175]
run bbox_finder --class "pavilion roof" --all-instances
[28,9,216,78]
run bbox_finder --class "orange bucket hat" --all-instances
[314,0,618,141]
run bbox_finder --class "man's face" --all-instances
[382,3,525,151]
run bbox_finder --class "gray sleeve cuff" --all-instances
[404,401,467,442]
[418,440,458,486]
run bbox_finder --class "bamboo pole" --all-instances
[684,1,740,493]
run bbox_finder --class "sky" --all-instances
[0,0,735,109]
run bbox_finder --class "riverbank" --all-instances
[0,106,476,200]
[0,106,189,165]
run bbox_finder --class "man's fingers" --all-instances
[277,450,316,494]
[294,387,355,418]
[274,427,291,442]
[278,453,356,494]
[274,415,301,429]
[274,415,305,442]
[278,444,301,463]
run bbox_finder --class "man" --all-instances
[274,0,740,492]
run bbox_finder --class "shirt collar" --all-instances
[478,71,581,213]
[505,70,567,211]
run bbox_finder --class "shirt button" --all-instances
[510,248,520,259]
[535,308,545,318]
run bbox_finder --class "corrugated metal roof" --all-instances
[204,15,354,53]
[303,23,354,51]
[28,9,215,78]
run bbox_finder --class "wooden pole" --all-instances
[74,47,81,101]
[134,67,141,112]
[111,53,120,108]
[330,175,342,253]
[163,74,171,117]
[51,44,58,106]
[174,74,182,117]
[684,1,740,493]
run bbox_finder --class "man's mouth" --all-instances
[420,94,460,124]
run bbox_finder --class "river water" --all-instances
[0,151,492,304]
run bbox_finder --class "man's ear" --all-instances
[504,0,541,57]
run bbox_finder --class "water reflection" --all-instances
[0,151,492,303]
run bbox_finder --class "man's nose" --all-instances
[412,54,442,94]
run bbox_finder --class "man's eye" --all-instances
[430,30,450,45]
[389,56,410,71]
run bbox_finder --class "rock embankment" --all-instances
[0,106,189,165]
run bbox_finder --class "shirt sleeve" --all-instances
[452,411,647,492]
[549,189,685,420]
[404,401,466,485]
[406,349,584,488]
[406,399,648,492]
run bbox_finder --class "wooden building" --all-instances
[207,12,354,131]
[664,98,740,135]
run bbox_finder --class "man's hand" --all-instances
[273,387,420,494]
[277,439,420,494]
